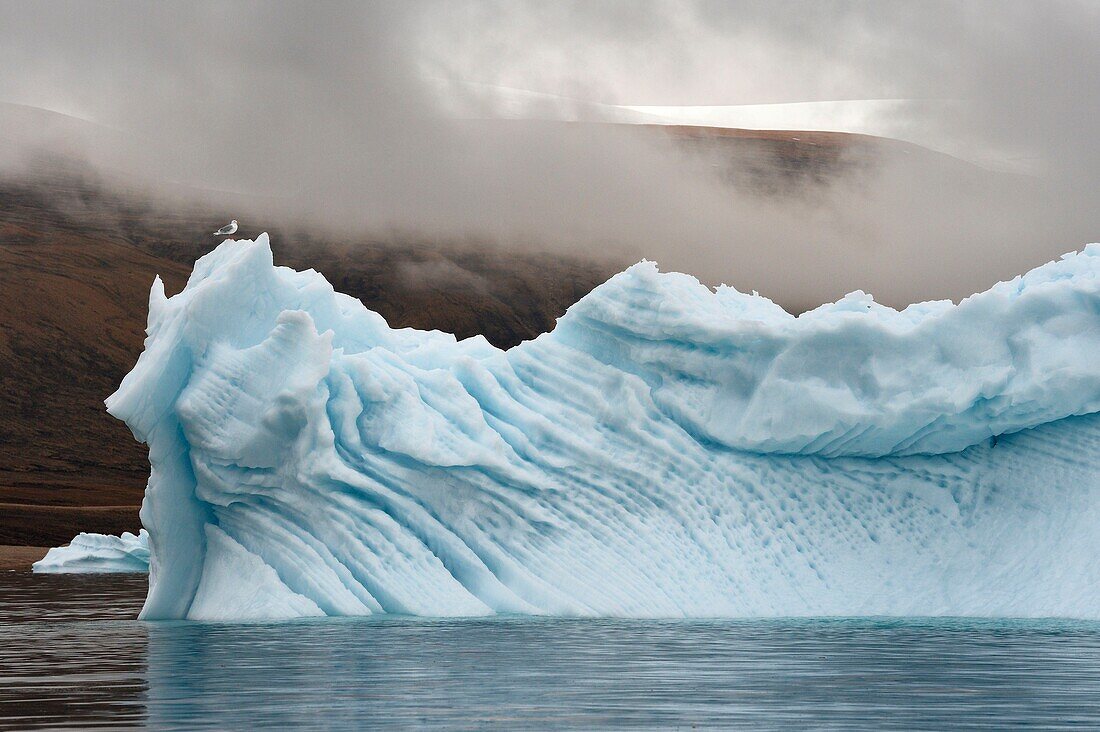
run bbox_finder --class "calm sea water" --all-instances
[3,572,1100,730]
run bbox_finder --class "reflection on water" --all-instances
[4,572,1100,729]
[0,572,148,729]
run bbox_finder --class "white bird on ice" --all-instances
[213,219,238,237]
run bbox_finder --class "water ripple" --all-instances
[3,572,1100,729]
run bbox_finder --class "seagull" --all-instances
[213,219,238,237]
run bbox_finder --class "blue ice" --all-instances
[107,235,1100,620]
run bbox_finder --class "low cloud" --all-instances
[0,1,1098,310]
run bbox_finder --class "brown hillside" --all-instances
[0,122,922,544]
[0,169,618,543]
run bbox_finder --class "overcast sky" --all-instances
[1,0,1099,309]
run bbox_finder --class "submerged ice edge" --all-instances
[107,235,1100,620]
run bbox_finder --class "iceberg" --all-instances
[33,530,150,573]
[108,234,1100,620]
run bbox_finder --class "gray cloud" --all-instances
[1,0,1099,311]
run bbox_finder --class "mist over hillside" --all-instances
[2,3,1099,545]
[0,152,608,544]
[4,1,1099,311]
[1,114,1015,543]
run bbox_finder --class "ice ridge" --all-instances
[108,235,1100,619]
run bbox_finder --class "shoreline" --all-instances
[0,502,141,546]
[0,545,48,571]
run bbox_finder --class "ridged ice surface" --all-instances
[33,530,150,574]
[107,235,1100,620]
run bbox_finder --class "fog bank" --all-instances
[1,1,1097,310]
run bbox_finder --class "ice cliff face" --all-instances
[108,235,1100,620]
[33,530,150,573]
